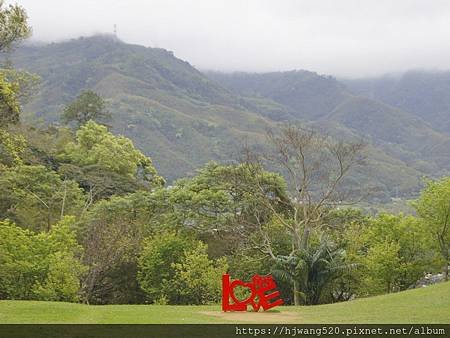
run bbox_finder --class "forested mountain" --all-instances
[207,71,351,121]
[343,70,450,134]
[208,71,450,194]
[9,35,450,200]
[13,35,272,181]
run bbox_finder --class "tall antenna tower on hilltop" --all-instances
[113,24,117,37]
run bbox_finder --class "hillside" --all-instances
[7,35,450,199]
[208,71,450,189]
[13,35,272,181]
[323,96,450,171]
[207,70,351,121]
[344,70,450,134]
[0,282,449,323]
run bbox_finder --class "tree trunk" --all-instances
[444,246,449,281]
[439,237,449,281]
[299,225,311,251]
[293,280,301,306]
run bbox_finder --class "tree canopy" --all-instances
[415,177,450,280]
[0,0,31,53]
[0,72,20,126]
[61,90,111,127]
[60,120,164,187]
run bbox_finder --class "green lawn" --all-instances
[0,282,449,324]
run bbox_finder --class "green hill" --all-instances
[344,70,450,134]
[323,96,450,171]
[208,71,450,194]
[13,35,272,181]
[0,282,449,323]
[207,70,351,120]
[8,35,450,200]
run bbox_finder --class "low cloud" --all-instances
[11,0,450,77]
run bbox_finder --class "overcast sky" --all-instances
[10,0,450,77]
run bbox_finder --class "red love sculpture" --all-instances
[222,274,284,312]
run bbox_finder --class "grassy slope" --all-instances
[0,282,449,324]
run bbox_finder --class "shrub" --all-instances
[171,242,228,304]
[138,233,227,304]
[138,232,196,304]
[0,217,86,301]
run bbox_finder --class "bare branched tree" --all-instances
[81,215,143,304]
[239,124,366,304]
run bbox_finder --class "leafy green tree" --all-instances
[138,232,197,304]
[32,251,86,302]
[0,217,86,301]
[415,177,450,280]
[370,214,434,287]
[348,213,435,296]
[171,242,228,305]
[0,0,31,53]
[168,161,289,244]
[0,220,37,299]
[58,163,148,201]
[32,216,87,302]
[0,71,20,126]
[59,121,164,193]
[0,165,85,231]
[61,90,111,127]
[0,129,26,168]
[0,69,40,127]
[362,241,401,294]
[0,1,33,127]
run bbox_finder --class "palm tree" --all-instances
[272,235,357,305]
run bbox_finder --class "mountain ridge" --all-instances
[343,70,450,134]
[208,70,450,176]
[8,35,450,201]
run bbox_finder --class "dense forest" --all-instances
[0,1,449,306]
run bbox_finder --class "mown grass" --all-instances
[0,282,449,324]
